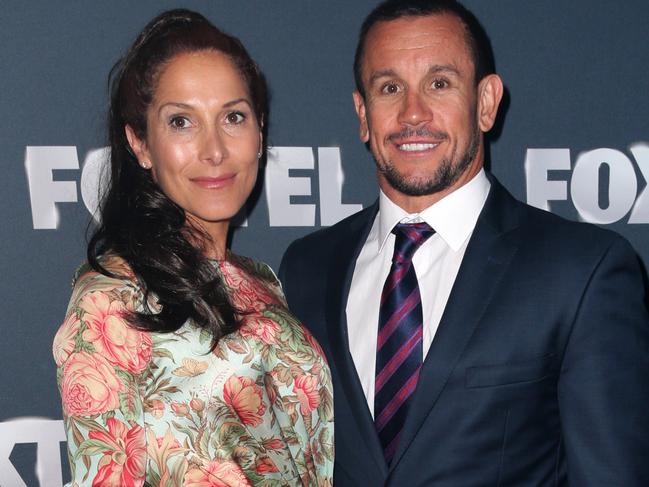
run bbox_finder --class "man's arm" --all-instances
[558,236,649,484]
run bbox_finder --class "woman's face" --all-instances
[127,49,261,236]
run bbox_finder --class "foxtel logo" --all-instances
[525,144,649,224]
[25,146,363,229]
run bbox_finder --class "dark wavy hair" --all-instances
[354,0,495,97]
[88,9,267,349]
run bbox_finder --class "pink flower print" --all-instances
[221,263,278,312]
[190,398,205,413]
[262,437,285,450]
[239,316,281,345]
[304,327,326,359]
[89,418,146,486]
[223,375,266,427]
[293,374,321,415]
[80,291,152,374]
[255,456,279,474]
[143,399,165,419]
[53,312,81,367]
[184,460,251,487]
[171,402,190,417]
[61,351,123,416]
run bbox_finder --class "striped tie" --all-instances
[375,222,435,464]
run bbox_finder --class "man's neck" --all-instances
[378,162,485,214]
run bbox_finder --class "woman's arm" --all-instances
[54,266,151,486]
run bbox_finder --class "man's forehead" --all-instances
[362,14,473,72]
[369,14,467,45]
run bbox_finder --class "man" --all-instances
[279,0,649,485]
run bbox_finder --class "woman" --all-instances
[53,9,333,486]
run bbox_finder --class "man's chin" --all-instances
[381,174,449,197]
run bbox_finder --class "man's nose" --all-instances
[397,91,433,126]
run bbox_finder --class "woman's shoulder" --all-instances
[67,254,141,311]
[73,254,134,282]
[222,253,285,303]
[54,254,153,374]
[226,253,278,284]
[54,254,153,423]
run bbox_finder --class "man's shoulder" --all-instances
[523,199,619,242]
[501,186,630,260]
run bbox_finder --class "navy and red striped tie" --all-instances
[375,222,435,464]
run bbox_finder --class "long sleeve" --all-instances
[558,237,649,484]
[261,308,334,486]
[53,265,152,486]
[224,258,335,486]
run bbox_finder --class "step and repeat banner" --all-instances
[1,1,648,484]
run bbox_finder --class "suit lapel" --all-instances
[389,180,522,470]
[324,201,388,475]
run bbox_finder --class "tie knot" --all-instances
[392,222,435,264]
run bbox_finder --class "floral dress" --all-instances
[53,254,334,487]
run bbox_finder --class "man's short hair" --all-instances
[353,0,496,97]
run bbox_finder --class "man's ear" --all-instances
[352,90,370,143]
[125,125,151,169]
[476,74,504,133]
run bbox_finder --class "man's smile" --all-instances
[397,142,440,152]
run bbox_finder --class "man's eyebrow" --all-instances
[427,64,460,76]
[367,64,461,87]
[368,69,398,87]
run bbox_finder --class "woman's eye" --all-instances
[226,111,246,124]
[432,79,448,89]
[169,116,190,130]
[381,83,401,95]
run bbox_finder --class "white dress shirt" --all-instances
[346,169,491,415]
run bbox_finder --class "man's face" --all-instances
[353,14,502,211]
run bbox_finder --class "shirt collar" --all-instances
[377,169,491,253]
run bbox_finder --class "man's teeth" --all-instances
[398,143,437,151]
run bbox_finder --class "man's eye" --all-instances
[169,116,190,129]
[226,111,245,124]
[432,79,448,89]
[381,83,401,95]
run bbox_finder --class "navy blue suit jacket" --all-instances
[279,177,649,486]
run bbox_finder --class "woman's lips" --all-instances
[190,174,236,189]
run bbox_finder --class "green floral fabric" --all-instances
[53,254,334,486]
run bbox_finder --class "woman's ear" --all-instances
[125,125,152,169]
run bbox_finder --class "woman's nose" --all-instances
[199,128,227,165]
